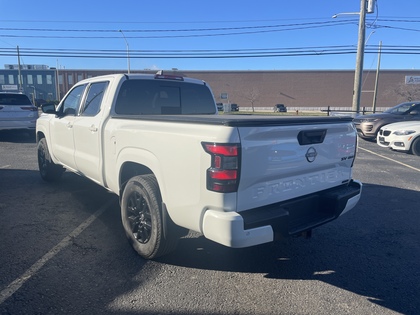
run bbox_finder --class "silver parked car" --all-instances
[0,93,38,134]
[353,101,420,140]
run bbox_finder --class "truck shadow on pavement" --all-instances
[0,130,36,143]
[2,168,418,315]
[160,183,420,315]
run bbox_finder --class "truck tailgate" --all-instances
[236,121,357,211]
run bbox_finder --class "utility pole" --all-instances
[372,41,382,113]
[17,46,23,92]
[332,0,376,114]
[352,0,367,114]
[56,59,61,101]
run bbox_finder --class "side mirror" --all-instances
[40,103,57,114]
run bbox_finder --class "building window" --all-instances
[47,75,53,85]
[77,74,83,82]
[48,93,53,100]
[8,75,14,84]
[68,74,73,85]
[37,75,43,84]
[27,75,33,85]
[0,75,5,84]
[58,74,63,84]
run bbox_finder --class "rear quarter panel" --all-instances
[102,118,240,232]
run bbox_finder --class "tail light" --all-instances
[352,137,358,167]
[154,70,184,81]
[202,142,240,193]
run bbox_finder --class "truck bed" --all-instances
[110,114,354,127]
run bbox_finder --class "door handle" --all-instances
[66,122,73,129]
[89,125,98,132]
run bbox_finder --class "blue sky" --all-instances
[0,0,419,71]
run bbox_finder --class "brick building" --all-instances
[2,66,420,111]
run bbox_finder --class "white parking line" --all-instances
[0,198,115,305]
[359,147,420,172]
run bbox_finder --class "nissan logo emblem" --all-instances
[305,147,317,162]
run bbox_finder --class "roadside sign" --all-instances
[1,85,18,91]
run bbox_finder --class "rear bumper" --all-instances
[0,120,37,131]
[202,180,362,248]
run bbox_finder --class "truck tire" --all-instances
[121,174,178,259]
[411,137,420,156]
[37,138,64,182]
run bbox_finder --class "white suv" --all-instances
[0,93,38,133]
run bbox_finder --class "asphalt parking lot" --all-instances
[0,130,419,315]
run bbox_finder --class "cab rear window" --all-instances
[115,79,216,115]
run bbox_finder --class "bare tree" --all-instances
[391,83,420,102]
[242,87,260,112]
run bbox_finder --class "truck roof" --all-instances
[77,72,207,86]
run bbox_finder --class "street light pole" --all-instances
[30,86,36,105]
[352,0,367,114]
[119,30,131,74]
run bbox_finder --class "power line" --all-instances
[1,44,419,59]
[2,16,420,24]
[0,20,354,33]
[0,21,357,40]
[1,20,419,40]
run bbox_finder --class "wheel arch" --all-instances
[409,134,420,155]
[116,147,161,191]
[119,161,155,197]
[35,130,61,165]
[36,130,45,143]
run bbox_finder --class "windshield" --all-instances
[384,102,417,115]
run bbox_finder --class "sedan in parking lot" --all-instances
[230,103,239,111]
[377,121,420,156]
[0,92,38,133]
[274,104,287,112]
[353,101,420,140]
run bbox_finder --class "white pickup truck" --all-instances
[36,73,362,259]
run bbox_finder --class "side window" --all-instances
[60,85,86,116]
[410,103,420,115]
[81,82,109,116]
